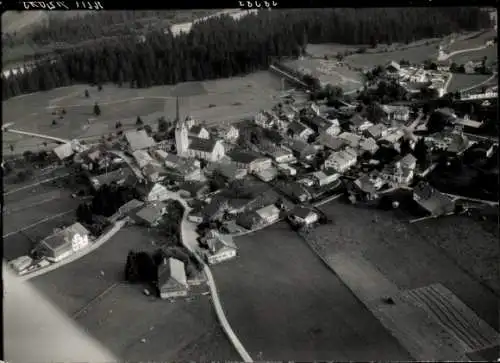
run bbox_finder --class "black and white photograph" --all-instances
[2,5,499,362]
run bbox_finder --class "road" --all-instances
[461,72,497,93]
[438,44,490,61]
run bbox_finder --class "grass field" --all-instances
[447,74,493,93]
[2,71,283,153]
[30,225,239,361]
[308,201,499,331]
[211,222,411,361]
[284,58,363,93]
[449,45,497,64]
[446,30,496,53]
[343,43,440,69]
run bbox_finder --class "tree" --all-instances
[97,84,103,91]
[84,89,90,98]
[94,102,101,116]
[61,108,66,115]
[158,117,168,132]
[115,121,122,129]
[9,144,14,153]
[136,116,144,125]
[76,203,93,224]
[413,138,430,167]
[144,124,153,135]
[450,62,458,73]
[399,138,412,156]
[52,119,57,125]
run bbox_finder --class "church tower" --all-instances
[175,97,189,156]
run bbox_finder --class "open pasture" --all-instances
[446,30,496,53]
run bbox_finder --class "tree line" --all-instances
[2,8,492,100]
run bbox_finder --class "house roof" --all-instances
[447,133,469,153]
[118,199,144,214]
[189,137,219,153]
[318,133,346,150]
[143,163,165,176]
[217,163,244,179]
[365,124,386,138]
[287,140,316,155]
[255,204,280,220]
[349,114,368,127]
[413,182,454,214]
[41,232,71,252]
[398,153,417,166]
[386,61,401,71]
[90,168,132,188]
[288,121,309,135]
[228,149,261,164]
[291,206,316,220]
[157,257,187,288]
[53,143,74,160]
[205,230,236,251]
[135,202,166,224]
[65,222,90,237]
[354,175,378,194]
[125,130,156,151]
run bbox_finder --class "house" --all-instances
[338,132,362,148]
[143,163,166,183]
[288,121,315,141]
[321,119,341,136]
[269,149,296,164]
[254,166,278,182]
[223,125,239,143]
[255,204,281,224]
[133,202,167,226]
[381,105,411,122]
[162,152,184,169]
[125,129,156,151]
[188,125,210,139]
[144,183,170,202]
[381,128,405,145]
[380,163,414,185]
[436,59,451,72]
[385,61,401,78]
[286,140,317,161]
[464,61,476,74]
[255,111,273,128]
[348,114,373,133]
[364,123,388,140]
[186,267,207,286]
[53,143,74,160]
[324,147,358,172]
[109,199,144,222]
[413,182,455,216]
[280,104,297,120]
[351,174,381,201]
[36,223,91,263]
[217,163,247,181]
[89,168,132,191]
[188,211,204,223]
[279,181,311,203]
[358,137,379,155]
[202,230,237,265]
[227,150,268,172]
[395,154,417,171]
[309,102,321,116]
[9,255,33,274]
[157,258,188,299]
[277,163,297,177]
[304,115,330,133]
[317,133,346,151]
[132,150,155,169]
[312,170,340,186]
[288,207,319,227]
[446,133,470,155]
[202,196,229,222]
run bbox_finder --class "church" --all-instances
[174,98,225,162]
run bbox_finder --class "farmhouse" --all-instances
[142,163,166,183]
[381,105,411,122]
[202,230,237,265]
[144,183,170,202]
[324,147,358,172]
[255,204,281,224]
[289,207,319,227]
[157,258,189,299]
[312,170,340,186]
[269,148,296,164]
[317,133,346,151]
[53,143,74,160]
[132,150,155,169]
[133,202,167,226]
[286,140,317,161]
[36,223,91,263]
[109,199,144,222]
[288,121,315,141]
[338,132,362,148]
[413,182,455,216]
[348,114,373,133]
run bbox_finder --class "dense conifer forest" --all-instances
[2,8,492,100]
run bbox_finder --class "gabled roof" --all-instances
[125,130,156,151]
[189,125,206,135]
[288,121,309,135]
[318,133,345,150]
[189,137,219,153]
[386,61,401,71]
[65,222,90,237]
[228,149,261,164]
[291,206,316,220]
[287,139,316,155]
[348,114,368,127]
[53,143,74,160]
[157,257,187,289]
[135,202,166,224]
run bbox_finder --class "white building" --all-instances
[338,132,362,148]
[255,204,281,224]
[37,223,91,263]
[289,207,319,226]
[145,183,170,202]
[270,149,296,164]
[358,137,379,155]
[381,105,411,122]
[223,125,240,143]
[203,231,237,265]
[132,150,155,169]
[188,125,210,139]
[324,147,358,172]
[312,170,340,186]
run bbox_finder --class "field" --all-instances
[30,226,239,361]
[2,71,284,154]
[447,74,493,93]
[449,45,497,65]
[284,58,363,93]
[446,30,496,53]
[343,43,440,69]
[308,201,499,330]
[211,222,411,361]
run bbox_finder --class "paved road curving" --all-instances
[165,191,253,363]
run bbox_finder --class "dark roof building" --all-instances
[157,257,188,299]
[189,137,219,153]
[227,149,262,164]
[413,182,455,216]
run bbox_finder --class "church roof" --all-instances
[189,137,218,153]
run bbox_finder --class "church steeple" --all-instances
[175,96,180,123]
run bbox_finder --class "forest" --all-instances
[2,8,492,100]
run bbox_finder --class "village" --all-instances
[7,58,498,303]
